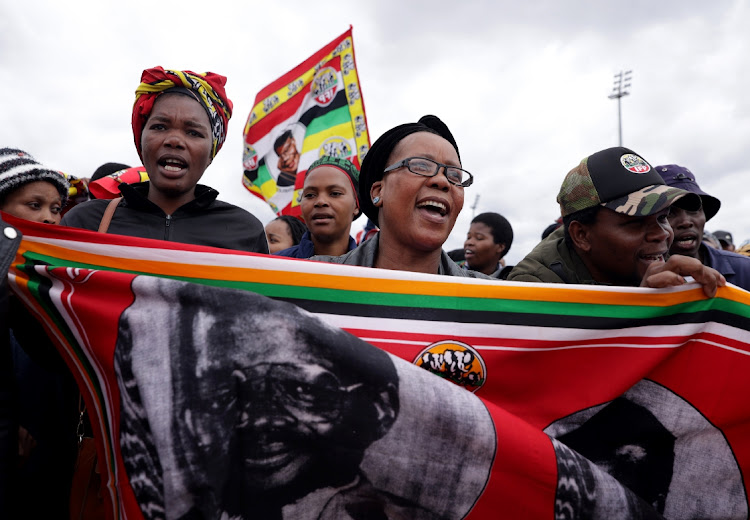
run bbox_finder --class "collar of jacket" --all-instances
[118,181,219,215]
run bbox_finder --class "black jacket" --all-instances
[0,216,21,517]
[61,182,269,254]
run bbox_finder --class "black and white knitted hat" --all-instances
[0,148,69,204]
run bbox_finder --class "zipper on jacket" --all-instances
[164,214,172,241]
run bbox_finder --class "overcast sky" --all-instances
[2,0,748,264]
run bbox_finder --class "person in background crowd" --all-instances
[276,156,360,258]
[91,162,130,183]
[507,147,724,297]
[703,231,722,250]
[657,165,750,291]
[713,230,736,252]
[265,215,307,254]
[0,149,79,517]
[462,212,514,278]
[541,217,563,240]
[356,218,379,244]
[0,148,68,224]
[58,171,92,213]
[312,115,490,278]
[737,243,750,257]
[62,67,268,254]
[88,162,130,199]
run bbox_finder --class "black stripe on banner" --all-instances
[298,89,348,127]
[276,297,750,333]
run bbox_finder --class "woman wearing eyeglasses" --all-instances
[313,115,489,278]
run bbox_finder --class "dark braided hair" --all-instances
[275,215,307,246]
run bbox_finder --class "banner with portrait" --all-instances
[7,216,750,519]
[241,27,370,217]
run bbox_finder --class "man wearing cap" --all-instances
[713,230,736,252]
[657,165,750,292]
[508,147,725,297]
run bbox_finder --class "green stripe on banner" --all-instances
[256,163,273,185]
[19,251,746,320]
[305,105,352,136]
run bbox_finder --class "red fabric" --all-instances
[88,167,148,199]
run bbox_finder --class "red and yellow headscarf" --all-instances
[132,66,233,160]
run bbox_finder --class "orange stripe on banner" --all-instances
[717,284,750,306]
[18,241,740,308]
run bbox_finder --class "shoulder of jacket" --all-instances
[61,199,111,221]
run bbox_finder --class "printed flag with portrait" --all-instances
[7,215,750,519]
[241,27,370,217]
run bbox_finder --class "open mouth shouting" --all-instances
[158,155,188,175]
[416,198,450,223]
[672,232,700,254]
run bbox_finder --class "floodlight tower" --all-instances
[608,70,632,147]
[471,194,480,219]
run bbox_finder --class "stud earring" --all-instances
[372,196,381,204]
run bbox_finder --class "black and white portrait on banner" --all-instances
[115,276,496,519]
[545,379,747,519]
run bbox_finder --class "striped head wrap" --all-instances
[0,148,69,205]
[132,67,233,160]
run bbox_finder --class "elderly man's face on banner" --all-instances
[230,343,368,489]
[179,301,398,496]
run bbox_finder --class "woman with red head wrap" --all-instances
[62,67,268,254]
[132,67,233,161]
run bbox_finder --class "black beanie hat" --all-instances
[358,115,460,225]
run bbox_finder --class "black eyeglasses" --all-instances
[383,157,473,187]
[231,364,363,425]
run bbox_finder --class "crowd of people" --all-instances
[2,64,750,517]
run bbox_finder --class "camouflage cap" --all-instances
[557,147,699,217]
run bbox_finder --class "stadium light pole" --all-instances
[471,194,480,219]
[608,70,632,147]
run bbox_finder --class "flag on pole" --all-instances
[241,27,370,217]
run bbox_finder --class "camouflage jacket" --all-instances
[506,227,597,284]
